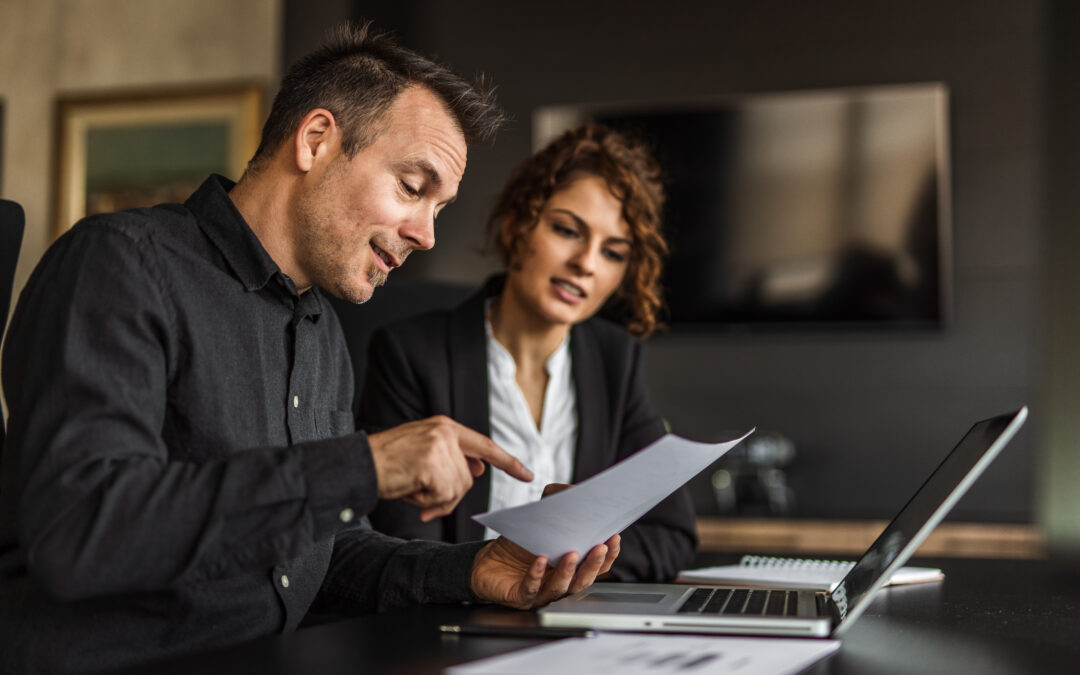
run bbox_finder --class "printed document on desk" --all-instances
[445,632,840,675]
[473,430,753,560]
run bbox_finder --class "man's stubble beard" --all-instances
[294,169,382,303]
[294,195,370,305]
[366,266,387,294]
[294,168,412,304]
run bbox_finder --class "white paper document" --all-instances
[445,632,840,675]
[473,430,753,560]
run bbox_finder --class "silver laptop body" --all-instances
[539,408,1028,638]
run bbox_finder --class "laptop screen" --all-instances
[832,408,1026,628]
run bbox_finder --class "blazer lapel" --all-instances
[448,280,498,542]
[571,322,611,481]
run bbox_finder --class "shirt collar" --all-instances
[484,315,516,380]
[186,174,282,294]
[185,174,324,322]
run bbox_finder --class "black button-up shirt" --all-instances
[0,175,482,673]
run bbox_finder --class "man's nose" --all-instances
[400,210,436,251]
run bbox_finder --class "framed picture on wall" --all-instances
[1,97,6,194]
[53,83,264,236]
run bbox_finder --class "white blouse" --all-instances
[483,317,577,540]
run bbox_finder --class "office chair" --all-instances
[1,199,26,453]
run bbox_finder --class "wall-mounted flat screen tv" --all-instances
[534,83,951,329]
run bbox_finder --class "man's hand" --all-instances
[368,416,533,522]
[470,535,621,610]
[539,483,616,582]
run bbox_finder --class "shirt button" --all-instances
[280,574,290,589]
[339,508,355,523]
[292,395,299,408]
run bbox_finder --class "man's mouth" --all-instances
[371,243,399,272]
[552,278,586,298]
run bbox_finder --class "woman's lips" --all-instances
[551,278,585,303]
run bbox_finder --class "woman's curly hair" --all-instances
[486,123,668,337]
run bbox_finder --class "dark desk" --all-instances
[126,557,1080,674]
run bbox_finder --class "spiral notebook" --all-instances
[676,555,944,592]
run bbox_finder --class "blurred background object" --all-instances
[708,432,798,517]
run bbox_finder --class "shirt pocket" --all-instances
[314,408,356,439]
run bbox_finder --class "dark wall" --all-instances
[287,0,1045,522]
[1040,0,1080,550]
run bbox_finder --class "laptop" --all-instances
[539,407,1027,638]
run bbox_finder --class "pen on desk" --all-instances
[439,624,595,639]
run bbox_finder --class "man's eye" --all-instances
[400,180,420,197]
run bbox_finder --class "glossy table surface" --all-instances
[124,555,1080,674]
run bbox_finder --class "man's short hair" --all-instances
[249,21,504,169]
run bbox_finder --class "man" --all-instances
[0,24,617,673]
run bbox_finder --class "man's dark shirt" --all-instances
[0,175,483,673]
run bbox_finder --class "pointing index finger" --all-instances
[455,424,533,482]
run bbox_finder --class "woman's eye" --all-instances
[603,248,627,263]
[552,222,578,237]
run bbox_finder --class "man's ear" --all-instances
[293,108,337,173]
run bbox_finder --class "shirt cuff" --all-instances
[299,431,380,540]
[422,540,487,605]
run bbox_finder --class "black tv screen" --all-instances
[534,84,951,329]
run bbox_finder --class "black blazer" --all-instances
[360,277,697,582]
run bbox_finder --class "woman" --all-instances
[361,124,695,582]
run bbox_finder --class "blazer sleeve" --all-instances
[359,325,446,542]
[609,339,698,583]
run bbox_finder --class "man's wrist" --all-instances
[366,428,409,501]
[424,540,487,605]
[299,430,379,538]
[470,539,497,599]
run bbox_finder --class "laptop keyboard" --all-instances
[676,587,799,617]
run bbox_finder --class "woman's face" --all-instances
[503,174,632,329]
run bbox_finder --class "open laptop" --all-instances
[539,407,1027,638]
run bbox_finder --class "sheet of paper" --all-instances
[445,632,840,675]
[473,430,753,560]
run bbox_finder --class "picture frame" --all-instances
[0,97,6,194]
[53,82,264,236]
